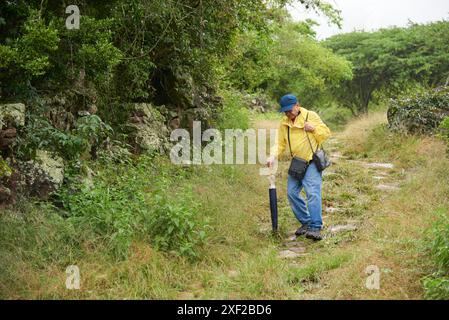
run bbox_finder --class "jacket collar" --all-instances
[282,107,308,128]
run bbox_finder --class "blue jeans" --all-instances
[287,162,323,230]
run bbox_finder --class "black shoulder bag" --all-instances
[287,126,310,181]
[305,113,331,172]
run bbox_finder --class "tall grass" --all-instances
[337,111,449,299]
[422,209,449,299]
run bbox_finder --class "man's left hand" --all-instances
[304,122,315,132]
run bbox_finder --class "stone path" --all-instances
[272,135,402,260]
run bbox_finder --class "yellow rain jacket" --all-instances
[271,107,331,161]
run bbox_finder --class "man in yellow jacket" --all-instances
[267,94,331,241]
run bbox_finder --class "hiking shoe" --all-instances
[295,224,310,237]
[305,229,323,241]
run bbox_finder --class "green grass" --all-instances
[2,111,449,299]
[287,252,353,285]
[0,156,298,299]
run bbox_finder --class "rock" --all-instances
[375,184,400,192]
[327,224,357,234]
[324,206,343,214]
[0,185,11,203]
[34,150,65,186]
[48,106,75,131]
[362,162,394,169]
[98,140,133,164]
[127,103,170,154]
[17,150,64,199]
[0,128,17,150]
[0,103,25,128]
[278,250,301,259]
[286,241,305,247]
[287,245,307,254]
[80,165,95,189]
[169,117,181,129]
[78,110,91,117]
[0,104,25,153]
[227,270,239,278]
[245,96,274,113]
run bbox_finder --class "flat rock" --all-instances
[328,224,357,234]
[278,250,301,259]
[286,241,305,247]
[0,103,26,127]
[362,162,394,169]
[227,270,239,278]
[323,171,338,177]
[325,206,343,214]
[376,184,400,192]
[288,246,307,254]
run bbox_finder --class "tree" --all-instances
[223,16,352,110]
[325,20,449,115]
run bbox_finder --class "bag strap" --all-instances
[289,112,317,157]
[305,112,319,154]
[287,126,293,157]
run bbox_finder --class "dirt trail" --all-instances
[253,118,413,298]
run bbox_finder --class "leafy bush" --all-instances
[0,10,59,80]
[17,111,85,160]
[216,89,250,130]
[422,209,449,300]
[0,156,12,178]
[16,102,113,161]
[58,155,208,260]
[387,87,449,134]
[144,181,207,259]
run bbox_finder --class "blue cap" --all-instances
[279,94,298,113]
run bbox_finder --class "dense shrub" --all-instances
[58,155,208,260]
[17,103,112,161]
[216,89,250,130]
[387,87,449,134]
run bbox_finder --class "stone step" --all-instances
[327,224,357,234]
[278,250,302,259]
[362,162,395,169]
[287,246,307,254]
[324,206,344,214]
[375,184,400,192]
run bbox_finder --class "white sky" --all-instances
[288,0,449,40]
